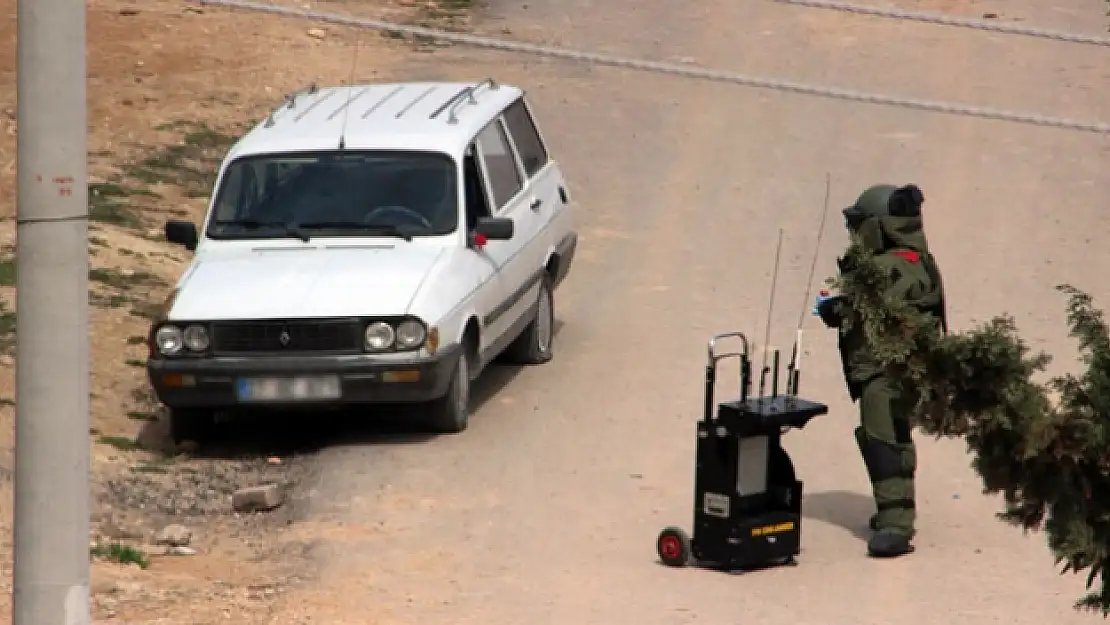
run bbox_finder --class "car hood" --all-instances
[168,246,446,320]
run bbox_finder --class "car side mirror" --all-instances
[165,220,199,252]
[471,216,513,248]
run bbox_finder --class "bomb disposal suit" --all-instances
[817,183,947,558]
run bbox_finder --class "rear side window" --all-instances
[502,98,548,177]
[475,120,523,210]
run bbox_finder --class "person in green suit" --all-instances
[816,183,948,558]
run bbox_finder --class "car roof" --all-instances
[227,79,524,160]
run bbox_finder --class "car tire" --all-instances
[426,350,471,434]
[168,407,218,446]
[504,274,555,365]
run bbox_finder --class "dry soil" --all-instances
[2,0,1110,623]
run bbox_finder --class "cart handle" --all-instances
[707,332,750,364]
[704,332,753,424]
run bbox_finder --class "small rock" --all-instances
[118,7,139,16]
[154,523,192,547]
[306,28,327,40]
[232,483,284,513]
[168,545,196,556]
[266,456,282,465]
[183,5,204,13]
[982,12,998,19]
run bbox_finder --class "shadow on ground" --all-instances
[137,320,566,460]
[803,489,874,541]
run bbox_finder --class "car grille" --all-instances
[210,319,363,355]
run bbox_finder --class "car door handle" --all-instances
[529,198,543,211]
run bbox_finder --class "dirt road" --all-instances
[256,0,1110,622]
[48,0,1106,622]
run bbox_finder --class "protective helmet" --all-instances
[843,183,924,231]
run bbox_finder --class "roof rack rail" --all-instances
[264,81,321,128]
[439,78,499,125]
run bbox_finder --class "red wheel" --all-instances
[657,526,691,567]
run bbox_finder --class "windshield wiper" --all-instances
[296,221,413,242]
[210,219,311,243]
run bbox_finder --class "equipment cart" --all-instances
[656,331,828,571]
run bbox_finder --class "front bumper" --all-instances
[147,344,462,409]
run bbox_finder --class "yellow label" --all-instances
[750,521,795,537]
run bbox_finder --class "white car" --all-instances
[147,79,577,442]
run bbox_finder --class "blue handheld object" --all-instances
[813,290,834,316]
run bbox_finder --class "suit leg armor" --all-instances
[857,376,917,537]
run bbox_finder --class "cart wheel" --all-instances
[657,526,691,567]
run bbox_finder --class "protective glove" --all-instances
[814,291,843,328]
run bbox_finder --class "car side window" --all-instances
[463,144,492,230]
[501,98,549,178]
[475,119,523,211]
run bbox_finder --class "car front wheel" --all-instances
[425,351,471,434]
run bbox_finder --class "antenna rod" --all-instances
[796,172,833,330]
[758,228,785,398]
[787,173,832,395]
[771,349,781,397]
[338,30,361,150]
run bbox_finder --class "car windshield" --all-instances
[205,150,458,240]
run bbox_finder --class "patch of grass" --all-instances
[127,335,147,345]
[88,183,142,228]
[124,358,145,368]
[154,120,194,132]
[0,301,16,355]
[129,302,163,320]
[89,268,166,290]
[0,259,14,286]
[89,292,132,309]
[0,398,14,407]
[97,435,141,451]
[92,295,132,310]
[88,236,109,248]
[118,248,135,256]
[415,0,473,35]
[90,542,150,569]
[124,120,240,198]
[126,410,158,422]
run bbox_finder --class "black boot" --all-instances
[867,529,914,558]
[869,514,879,531]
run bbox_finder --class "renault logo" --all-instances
[278,330,291,347]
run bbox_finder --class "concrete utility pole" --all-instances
[13,0,90,620]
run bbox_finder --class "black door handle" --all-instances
[530,198,543,210]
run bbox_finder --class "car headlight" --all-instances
[183,324,210,351]
[364,322,395,351]
[395,319,426,350]
[154,325,184,356]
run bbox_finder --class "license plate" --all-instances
[236,375,342,402]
